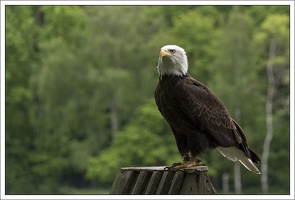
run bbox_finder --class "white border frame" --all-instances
[1,1,294,200]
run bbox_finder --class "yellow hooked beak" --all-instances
[159,49,173,58]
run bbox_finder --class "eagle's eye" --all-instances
[169,49,176,54]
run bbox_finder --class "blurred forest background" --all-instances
[5,5,290,195]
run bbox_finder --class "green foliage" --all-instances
[39,6,87,44]
[254,14,289,47]
[86,99,179,183]
[5,6,38,194]
[170,9,217,81]
[5,5,290,194]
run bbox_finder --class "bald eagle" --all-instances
[154,45,260,174]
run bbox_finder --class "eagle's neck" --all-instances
[157,57,188,78]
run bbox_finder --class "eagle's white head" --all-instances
[157,45,188,77]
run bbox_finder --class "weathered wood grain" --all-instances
[110,166,217,195]
[155,171,174,195]
[168,171,184,194]
[114,170,136,194]
[131,171,151,194]
[145,171,163,195]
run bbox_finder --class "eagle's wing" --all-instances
[175,76,260,172]
[175,76,247,149]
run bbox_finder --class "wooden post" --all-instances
[109,166,217,195]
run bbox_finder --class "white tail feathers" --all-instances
[217,147,261,174]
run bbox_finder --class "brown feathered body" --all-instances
[155,74,260,164]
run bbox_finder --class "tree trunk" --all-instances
[261,39,276,194]
[234,107,242,194]
[234,162,242,194]
[110,98,119,132]
[222,172,229,194]
[33,6,43,52]
[110,44,121,133]
[233,27,242,193]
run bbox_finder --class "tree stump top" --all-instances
[121,165,209,173]
[110,165,217,195]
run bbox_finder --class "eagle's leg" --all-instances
[166,154,190,170]
[171,154,191,170]
[183,154,190,162]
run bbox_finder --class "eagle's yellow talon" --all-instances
[170,160,204,170]
[186,160,203,168]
